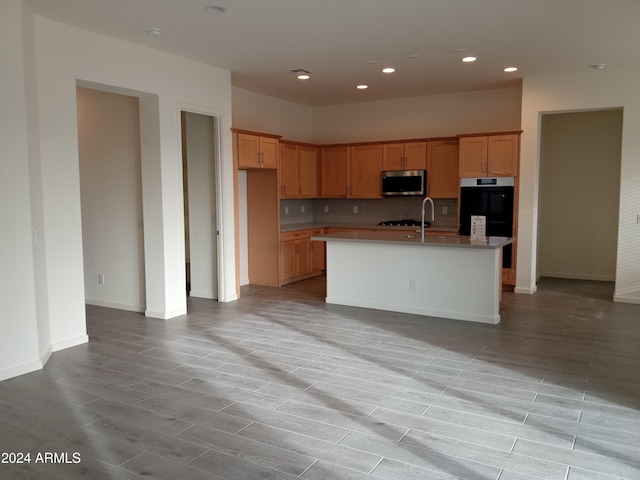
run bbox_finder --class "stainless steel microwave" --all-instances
[381,170,426,196]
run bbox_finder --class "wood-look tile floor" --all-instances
[1,277,640,480]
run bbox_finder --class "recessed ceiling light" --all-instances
[462,56,477,63]
[146,28,162,37]
[382,67,396,74]
[368,60,380,65]
[504,67,518,73]
[297,74,310,80]
[590,64,606,70]
[357,84,368,90]
[408,54,421,59]
[204,5,226,14]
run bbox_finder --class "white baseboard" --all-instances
[0,335,89,381]
[0,359,44,382]
[514,285,537,294]
[86,298,144,313]
[614,288,640,304]
[145,307,187,319]
[538,272,615,282]
[52,334,89,352]
[40,345,53,367]
[189,290,216,300]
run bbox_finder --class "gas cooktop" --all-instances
[377,219,428,227]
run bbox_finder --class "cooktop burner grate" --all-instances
[377,219,427,227]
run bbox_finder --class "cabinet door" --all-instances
[404,142,427,170]
[488,134,519,176]
[260,136,278,169]
[298,145,319,198]
[310,228,325,272]
[459,136,488,177]
[350,144,382,198]
[280,240,297,281]
[321,146,349,198]
[427,140,459,198]
[237,133,261,168]
[382,143,405,170]
[297,238,311,276]
[279,143,299,198]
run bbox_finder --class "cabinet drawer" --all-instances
[281,230,311,241]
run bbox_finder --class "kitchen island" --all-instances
[312,230,514,324]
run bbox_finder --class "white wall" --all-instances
[0,0,44,380]
[33,13,236,321]
[1,2,238,380]
[538,110,622,282]
[77,87,145,312]
[519,68,640,303]
[232,87,314,142]
[183,112,218,299]
[312,86,523,143]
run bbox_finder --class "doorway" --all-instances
[181,111,219,300]
[77,87,146,312]
[537,109,623,282]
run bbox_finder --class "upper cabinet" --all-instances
[279,142,319,199]
[427,139,459,198]
[298,145,320,198]
[279,142,299,199]
[459,132,520,177]
[382,142,427,171]
[320,144,382,198]
[237,132,279,169]
[320,146,350,198]
[350,144,383,198]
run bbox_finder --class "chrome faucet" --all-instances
[421,196,434,241]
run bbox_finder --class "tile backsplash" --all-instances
[281,197,458,229]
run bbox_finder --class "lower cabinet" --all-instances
[280,229,328,285]
[310,228,326,273]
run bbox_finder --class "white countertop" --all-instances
[313,230,513,249]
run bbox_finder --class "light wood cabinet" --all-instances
[310,228,325,272]
[488,134,519,176]
[382,142,427,171]
[238,132,278,169]
[427,139,459,198]
[279,143,319,199]
[279,143,299,199]
[459,133,520,177]
[321,146,350,198]
[280,230,312,283]
[298,145,319,198]
[350,144,383,198]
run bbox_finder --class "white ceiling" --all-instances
[25,0,640,107]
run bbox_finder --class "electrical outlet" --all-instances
[324,205,329,213]
[98,274,105,285]
[301,205,305,214]
[409,279,417,291]
[285,206,289,215]
[353,206,358,214]
[442,206,448,215]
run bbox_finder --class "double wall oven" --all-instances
[459,177,515,268]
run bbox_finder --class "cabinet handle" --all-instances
[259,152,264,166]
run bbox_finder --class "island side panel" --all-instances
[324,241,501,324]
